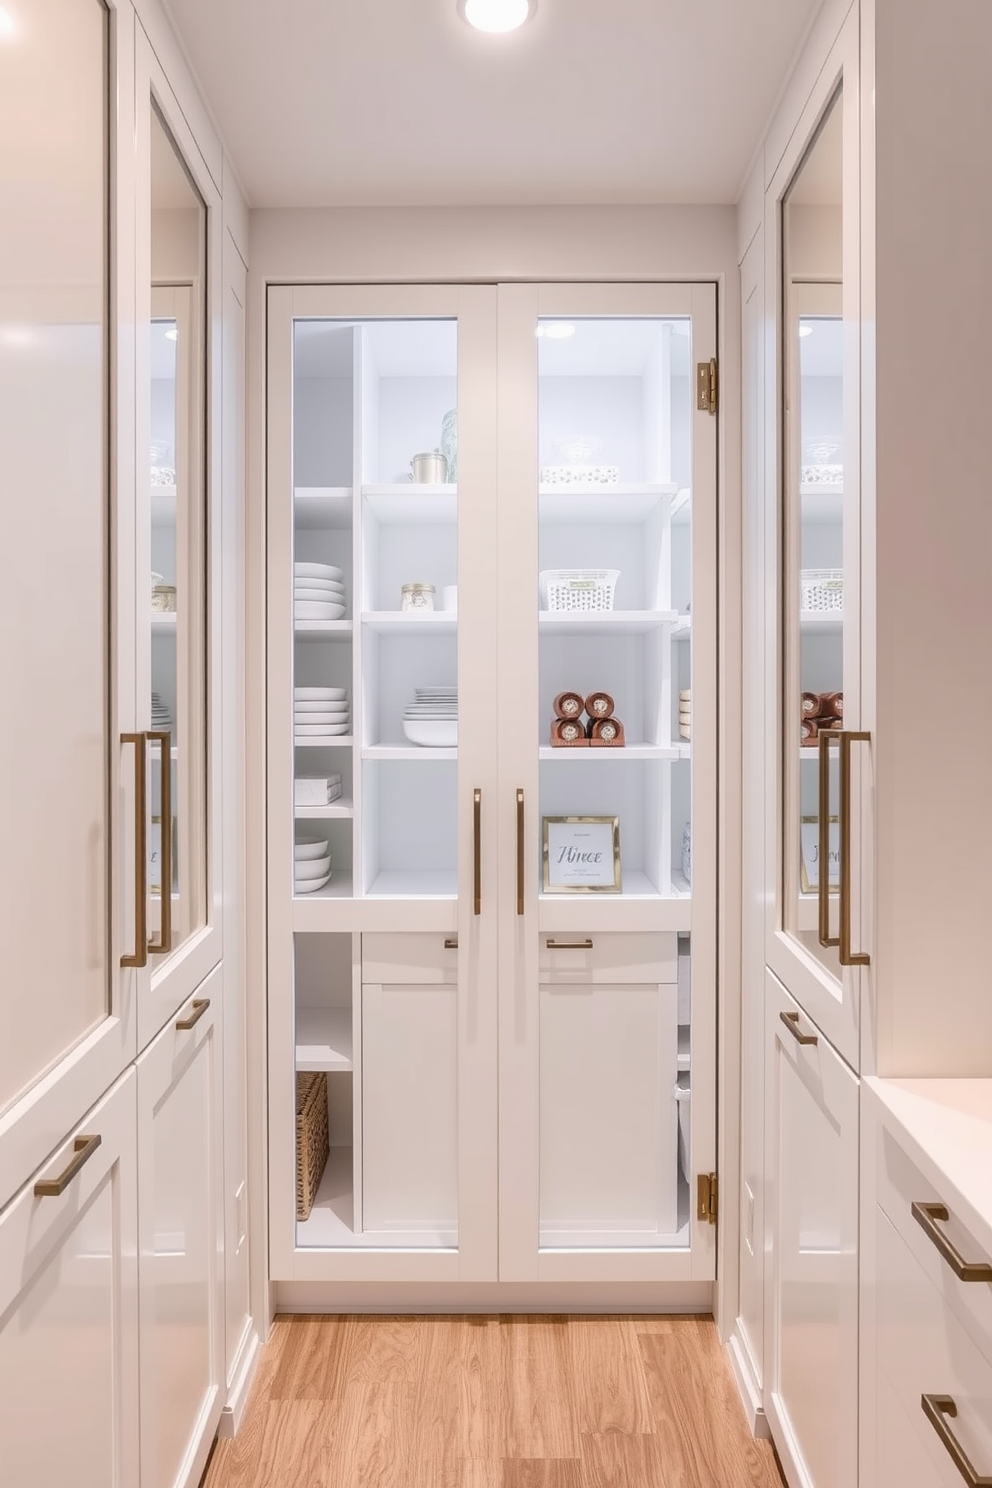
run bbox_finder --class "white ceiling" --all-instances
[164,0,821,208]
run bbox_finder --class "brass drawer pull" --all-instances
[121,734,148,968]
[147,730,172,955]
[444,938,458,950]
[921,1395,992,1486]
[779,1010,818,1046]
[912,1202,992,1283]
[546,938,594,950]
[176,997,210,1031]
[35,1134,102,1198]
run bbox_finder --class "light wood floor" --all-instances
[203,1315,783,1488]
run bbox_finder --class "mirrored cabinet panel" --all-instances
[0,0,111,1113]
[782,95,845,974]
[147,107,208,961]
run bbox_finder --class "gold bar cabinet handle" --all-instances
[839,730,871,967]
[817,729,839,949]
[921,1395,992,1486]
[444,938,458,950]
[473,788,482,916]
[176,997,210,1031]
[121,733,148,968]
[912,1202,992,1283]
[516,788,525,916]
[546,939,594,950]
[779,1010,818,1046]
[148,730,172,955]
[34,1134,102,1198]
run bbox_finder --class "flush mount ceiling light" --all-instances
[164,327,179,341]
[459,0,535,34]
[536,322,575,339]
[799,324,814,337]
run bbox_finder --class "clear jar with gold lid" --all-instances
[401,583,436,612]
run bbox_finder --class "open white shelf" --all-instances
[539,610,678,637]
[362,746,457,762]
[538,484,677,525]
[293,873,354,903]
[800,610,843,633]
[150,611,176,632]
[295,1007,352,1072]
[294,487,353,529]
[539,869,682,904]
[363,485,457,524]
[361,611,457,636]
[538,744,680,761]
[150,485,177,527]
[672,617,691,640]
[294,736,353,749]
[801,483,844,523]
[366,869,458,900]
[294,800,354,819]
[295,620,353,639]
[296,1148,457,1250]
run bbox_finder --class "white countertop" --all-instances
[865,1077,992,1259]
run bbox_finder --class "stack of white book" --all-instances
[294,774,342,807]
[679,690,691,741]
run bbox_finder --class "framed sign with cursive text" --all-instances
[542,815,622,893]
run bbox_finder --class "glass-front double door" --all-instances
[270,281,717,1282]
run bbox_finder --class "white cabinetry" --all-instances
[137,970,224,1488]
[266,281,718,1291]
[765,974,859,1488]
[0,1072,140,1488]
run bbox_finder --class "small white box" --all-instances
[294,775,342,806]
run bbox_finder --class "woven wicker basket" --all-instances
[295,1071,329,1222]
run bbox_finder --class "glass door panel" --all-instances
[147,108,207,964]
[781,96,846,979]
[0,0,111,1113]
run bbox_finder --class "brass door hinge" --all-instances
[697,1172,718,1225]
[696,358,718,415]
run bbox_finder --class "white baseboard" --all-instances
[216,1325,261,1439]
[273,1280,715,1314]
[728,1329,770,1439]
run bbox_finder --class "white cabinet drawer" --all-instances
[362,932,458,985]
[877,1126,992,1368]
[538,932,677,984]
[875,1370,961,1488]
[877,1203,992,1486]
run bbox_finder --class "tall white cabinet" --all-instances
[0,2,248,1484]
[266,281,719,1290]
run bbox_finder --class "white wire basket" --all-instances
[800,568,844,612]
[539,568,620,612]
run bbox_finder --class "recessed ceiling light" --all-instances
[164,327,178,341]
[542,322,575,340]
[0,9,17,41]
[799,324,814,338]
[459,0,534,34]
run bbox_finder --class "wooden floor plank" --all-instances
[501,1316,582,1461]
[503,1462,585,1488]
[568,1318,654,1435]
[579,1432,667,1488]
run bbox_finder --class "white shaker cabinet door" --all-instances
[137,967,224,1488]
[765,971,859,1488]
[0,1071,139,1488]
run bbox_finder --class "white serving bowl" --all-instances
[295,587,346,603]
[295,722,350,737]
[294,837,329,861]
[294,699,349,713]
[294,712,351,726]
[295,562,344,581]
[294,854,332,881]
[294,574,345,589]
[295,872,332,895]
[295,601,347,621]
[402,720,458,748]
[294,687,348,701]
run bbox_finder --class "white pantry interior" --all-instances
[4,1,992,1487]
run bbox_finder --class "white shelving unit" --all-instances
[295,1008,353,1072]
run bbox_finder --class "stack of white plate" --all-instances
[151,692,172,731]
[295,561,347,621]
[402,687,458,747]
[294,686,350,742]
[295,836,331,894]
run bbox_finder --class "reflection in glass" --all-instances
[783,95,845,969]
[149,109,207,956]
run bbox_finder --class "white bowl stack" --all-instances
[295,561,347,622]
[295,835,331,894]
[294,686,350,743]
[402,687,458,748]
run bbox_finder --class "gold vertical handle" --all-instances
[839,730,871,967]
[516,788,525,915]
[921,1395,992,1486]
[147,731,172,955]
[121,733,148,968]
[474,788,482,916]
[817,729,839,948]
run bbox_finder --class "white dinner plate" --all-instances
[295,712,351,726]
[294,687,348,701]
[295,562,344,581]
[294,700,350,713]
[295,723,350,737]
[295,602,347,621]
[295,586,346,603]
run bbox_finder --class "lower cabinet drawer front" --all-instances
[538,932,677,984]
[362,932,458,985]
[877,1126,992,1366]
[875,1370,961,1488]
[877,1204,992,1485]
